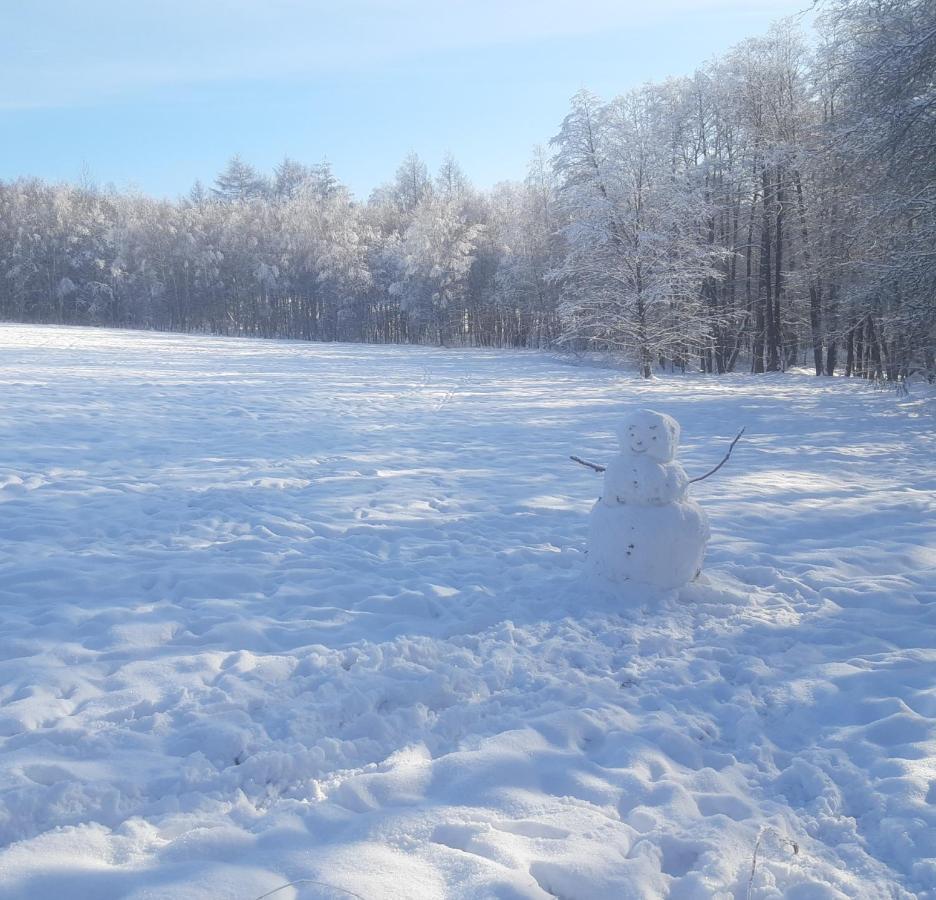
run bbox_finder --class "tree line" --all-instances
[1,0,932,379]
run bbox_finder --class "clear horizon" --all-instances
[1,0,815,200]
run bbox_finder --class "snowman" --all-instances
[587,409,710,590]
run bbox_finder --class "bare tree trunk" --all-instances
[791,170,824,375]
[636,291,651,379]
[767,167,783,372]
[754,168,772,374]
[854,322,864,377]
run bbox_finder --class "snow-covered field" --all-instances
[0,324,933,900]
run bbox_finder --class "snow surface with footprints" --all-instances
[0,324,934,899]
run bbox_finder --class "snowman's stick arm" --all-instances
[688,427,745,484]
[570,455,606,473]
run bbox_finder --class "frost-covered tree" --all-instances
[0,1,931,376]
[817,0,936,380]
[392,152,432,217]
[212,155,268,203]
[552,88,721,376]
[488,149,563,346]
[390,182,484,344]
[273,157,311,200]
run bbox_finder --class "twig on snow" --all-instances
[747,827,800,899]
[570,454,606,473]
[687,427,745,484]
[251,879,368,900]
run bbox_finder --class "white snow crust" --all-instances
[0,324,934,899]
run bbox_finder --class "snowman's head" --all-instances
[617,409,680,462]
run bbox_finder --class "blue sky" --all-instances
[0,0,814,200]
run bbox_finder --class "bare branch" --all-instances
[252,879,368,900]
[570,455,606,473]
[688,428,745,484]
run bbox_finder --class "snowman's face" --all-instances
[619,410,679,462]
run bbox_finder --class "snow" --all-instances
[0,324,934,900]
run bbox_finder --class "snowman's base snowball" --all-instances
[587,498,710,590]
